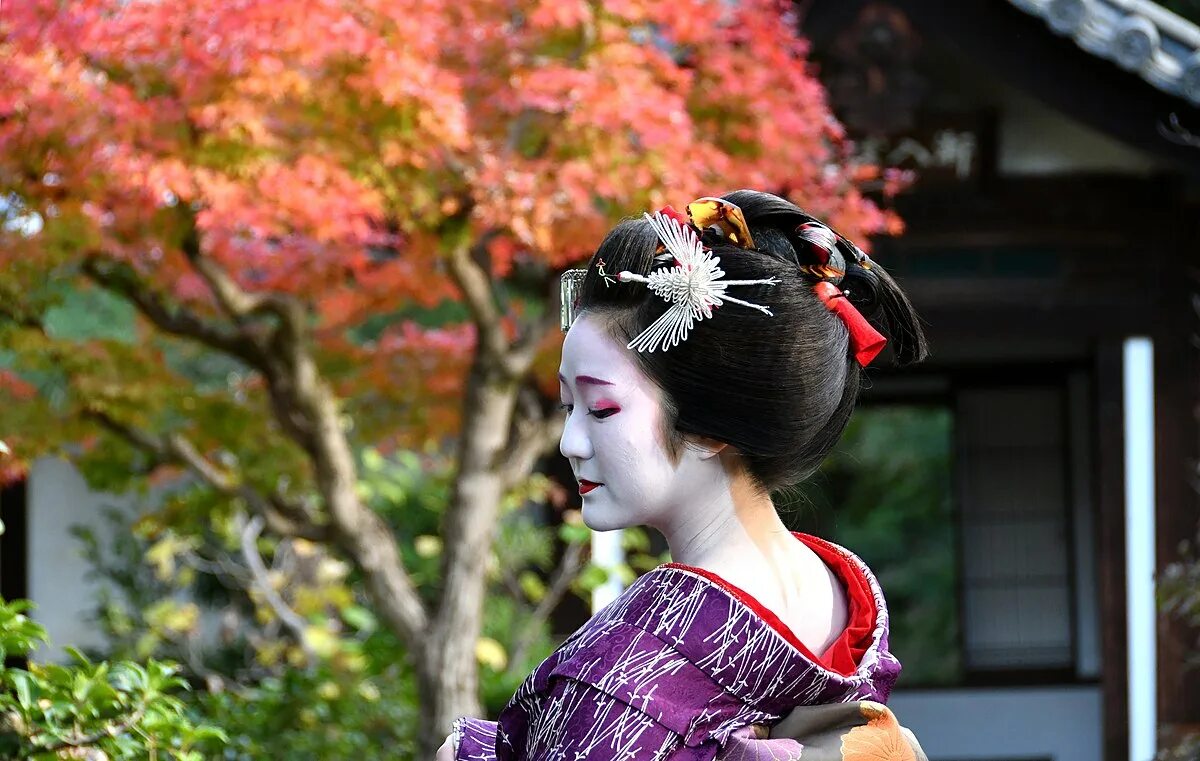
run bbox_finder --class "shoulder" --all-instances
[498,570,754,750]
[506,572,712,731]
[503,567,801,741]
[495,599,686,758]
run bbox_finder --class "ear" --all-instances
[691,436,728,460]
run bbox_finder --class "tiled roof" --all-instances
[1008,0,1200,106]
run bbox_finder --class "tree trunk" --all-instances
[416,357,519,756]
[79,244,556,757]
[415,635,483,756]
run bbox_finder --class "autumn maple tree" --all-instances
[0,0,902,753]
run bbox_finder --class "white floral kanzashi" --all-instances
[616,211,780,354]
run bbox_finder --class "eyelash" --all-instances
[558,403,618,420]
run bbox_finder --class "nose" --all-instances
[559,407,593,462]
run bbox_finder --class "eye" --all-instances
[558,403,617,420]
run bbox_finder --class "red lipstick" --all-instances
[579,479,603,495]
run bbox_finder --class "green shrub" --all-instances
[0,598,225,760]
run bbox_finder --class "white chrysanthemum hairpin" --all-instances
[614,211,779,354]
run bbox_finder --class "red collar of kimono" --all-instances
[664,532,878,677]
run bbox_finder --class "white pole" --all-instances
[1123,337,1156,761]
[590,528,625,613]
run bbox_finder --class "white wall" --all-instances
[26,456,137,660]
[890,685,1103,761]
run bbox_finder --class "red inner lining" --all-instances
[663,532,877,677]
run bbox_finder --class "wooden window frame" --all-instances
[861,361,1096,689]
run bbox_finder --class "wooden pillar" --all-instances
[1096,340,1129,761]
[1154,206,1200,751]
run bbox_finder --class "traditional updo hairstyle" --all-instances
[574,189,928,493]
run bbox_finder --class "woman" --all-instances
[440,190,928,760]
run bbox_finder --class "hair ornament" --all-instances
[792,220,886,366]
[686,197,756,248]
[596,257,617,286]
[848,242,875,270]
[795,221,837,255]
[795,222,848,281]
[558,196,887,367]
[559,268,586,333]
[813,281,886,366]
[655,204,692,233]
[615,210,779,354]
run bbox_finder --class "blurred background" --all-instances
[1,0,1198,759]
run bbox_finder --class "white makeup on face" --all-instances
[558,313,730,535]
[558,315,843,648]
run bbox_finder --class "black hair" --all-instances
[574,189,928,493]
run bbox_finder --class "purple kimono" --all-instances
[452,533,901,760]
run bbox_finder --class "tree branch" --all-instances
[0,298,49,334]
[498,387,564,490]
[446,238,528,380]
[509,310,558,378]
[26,701,149,759]
[81,256,265,368]
[85,408,328,543]
[236,512,316,660]
[77,248,431,666]
[506,539,585,677]
[152,244,431,645]
[238,299,431,642]
[182,245,305,330]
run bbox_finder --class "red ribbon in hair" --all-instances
[656,205,691,228]
[813,281,887,367]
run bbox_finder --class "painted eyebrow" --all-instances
[557,373,615,387]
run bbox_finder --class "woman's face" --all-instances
[558,312,721,532]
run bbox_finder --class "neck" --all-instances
[658,457,795,572]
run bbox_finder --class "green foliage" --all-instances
[43,285,137,345]
[72,504,254,672]
[1156,732,1200,761]
[0,1,913,753]
[345,446,599,717]
[0,597,225,760]
[66,445,605,756]
[1159,527,1200,667]
[195,640,419,759]
[0,600,43,663]
[356,445,456,602]
[477,595,554,712]
[73,500,425,757]
[782,405,960,686]
[1157,519,1200,760]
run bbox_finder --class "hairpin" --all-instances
[793,220,887,366]
[795,222,847,281]
[559,269,586,333]
[614,211,779,354]
[686,197,756,248]
[558,197,887,367]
